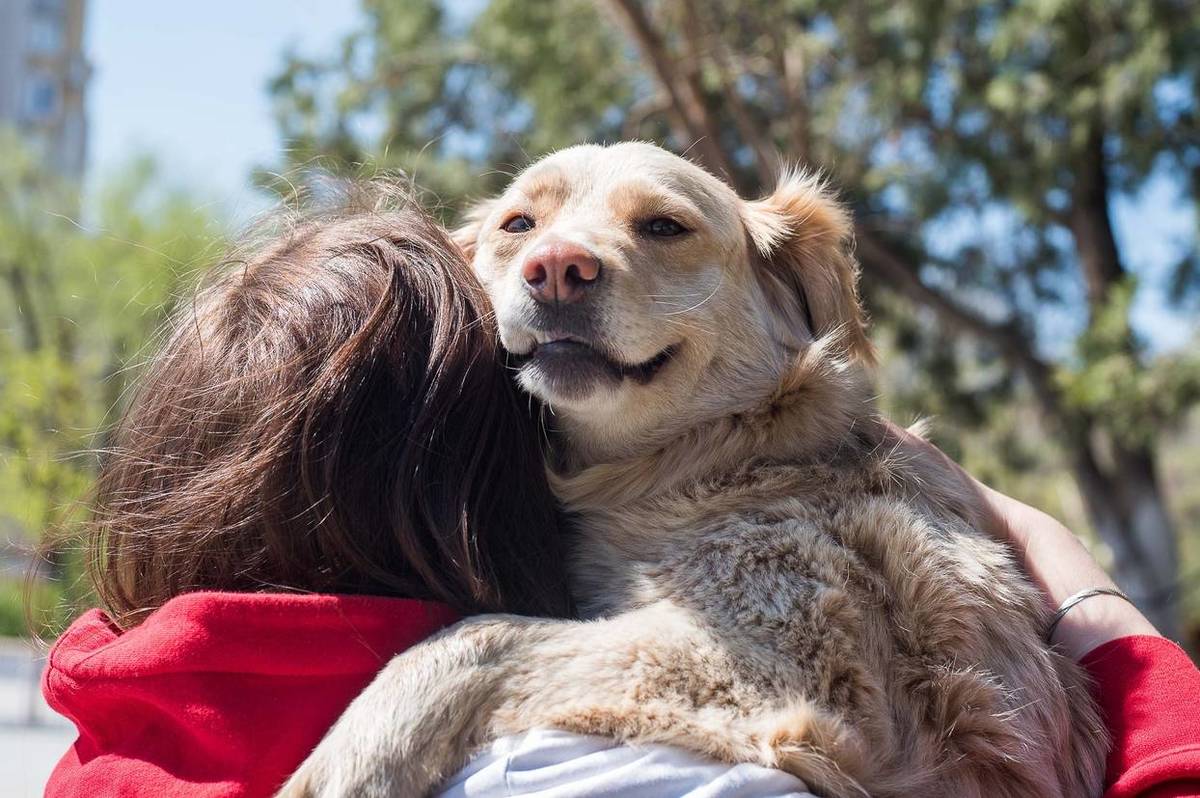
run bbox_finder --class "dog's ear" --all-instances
[451,198,499,262]
[742,172,875,364]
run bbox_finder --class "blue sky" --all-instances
[83,1,1195,350]
[86,0,362,220]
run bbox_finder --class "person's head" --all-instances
[90,182,571,626]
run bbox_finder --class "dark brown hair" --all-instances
[89,183,571,626]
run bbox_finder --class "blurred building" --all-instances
[0,0,89,178]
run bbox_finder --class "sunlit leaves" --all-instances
[0,134,222,630]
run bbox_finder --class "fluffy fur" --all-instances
[279,143,1107,798]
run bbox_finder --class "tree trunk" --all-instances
[1111,443,1181,634]
[3,262,43,350]
[1064,124,1181,635]
[1069,127,1126,308]
[604,0,737,181]
[1062,438,1180,635]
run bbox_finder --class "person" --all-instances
[42,187,575,797]
[43,189,1200,798]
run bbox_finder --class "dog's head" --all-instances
[458,142,872,460]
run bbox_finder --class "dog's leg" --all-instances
[276,613,551,798]
[276,603,798,798]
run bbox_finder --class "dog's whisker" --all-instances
[661,273,725,317]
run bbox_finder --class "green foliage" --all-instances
[263,0,632,209]
[471,0,634,155]
[0,131,223,636]
[0,578,82,639]
[0,580,29,638]
[1056,280,1200,448]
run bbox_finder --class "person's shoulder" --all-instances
[436,728,817,797]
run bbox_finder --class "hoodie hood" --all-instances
[44,591,458,798]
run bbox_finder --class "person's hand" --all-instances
[888,421,1160,661]
[977,482,1159,660]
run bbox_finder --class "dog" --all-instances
[279,142,1108,797]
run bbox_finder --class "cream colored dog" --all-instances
[280,143,1108,798]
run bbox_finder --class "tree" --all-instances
[264,0,634,206]
[266,0,1200,634]
[0,131,221,634]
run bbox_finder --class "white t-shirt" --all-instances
[437,729,817,797]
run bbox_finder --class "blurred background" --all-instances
[0,0,1198,788]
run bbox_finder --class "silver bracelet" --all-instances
[1045,587,1135,644]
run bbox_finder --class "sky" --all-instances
[85,0,363,221]
[82,1,1195,350]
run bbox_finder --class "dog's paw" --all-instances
[274,763,322,798]
[274,735,419,798]
[275,757,411,798]
[273,615,534,798]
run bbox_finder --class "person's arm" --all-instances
[436,728,817,798]
[893,423,1200,797]
[1082,636,1200,798]
[976,483,1159,660]
[973,479,1200,796]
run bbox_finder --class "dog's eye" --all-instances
[501,215,535,234]
[642,217,687,237]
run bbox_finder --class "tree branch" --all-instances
[604,0,737,180]
[854,224,1054,390]
[684,7,776,188]
[622,92,671,138]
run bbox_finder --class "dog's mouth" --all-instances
[512,335,678,400]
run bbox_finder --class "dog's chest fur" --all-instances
[552,384,1107,796]
[573,451,1038,700]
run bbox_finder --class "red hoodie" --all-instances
[43,592,458,798]
[43,592,1200,798]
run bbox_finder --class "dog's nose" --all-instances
[521,240,601,304]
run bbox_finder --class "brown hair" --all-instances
[89,183,571,626]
